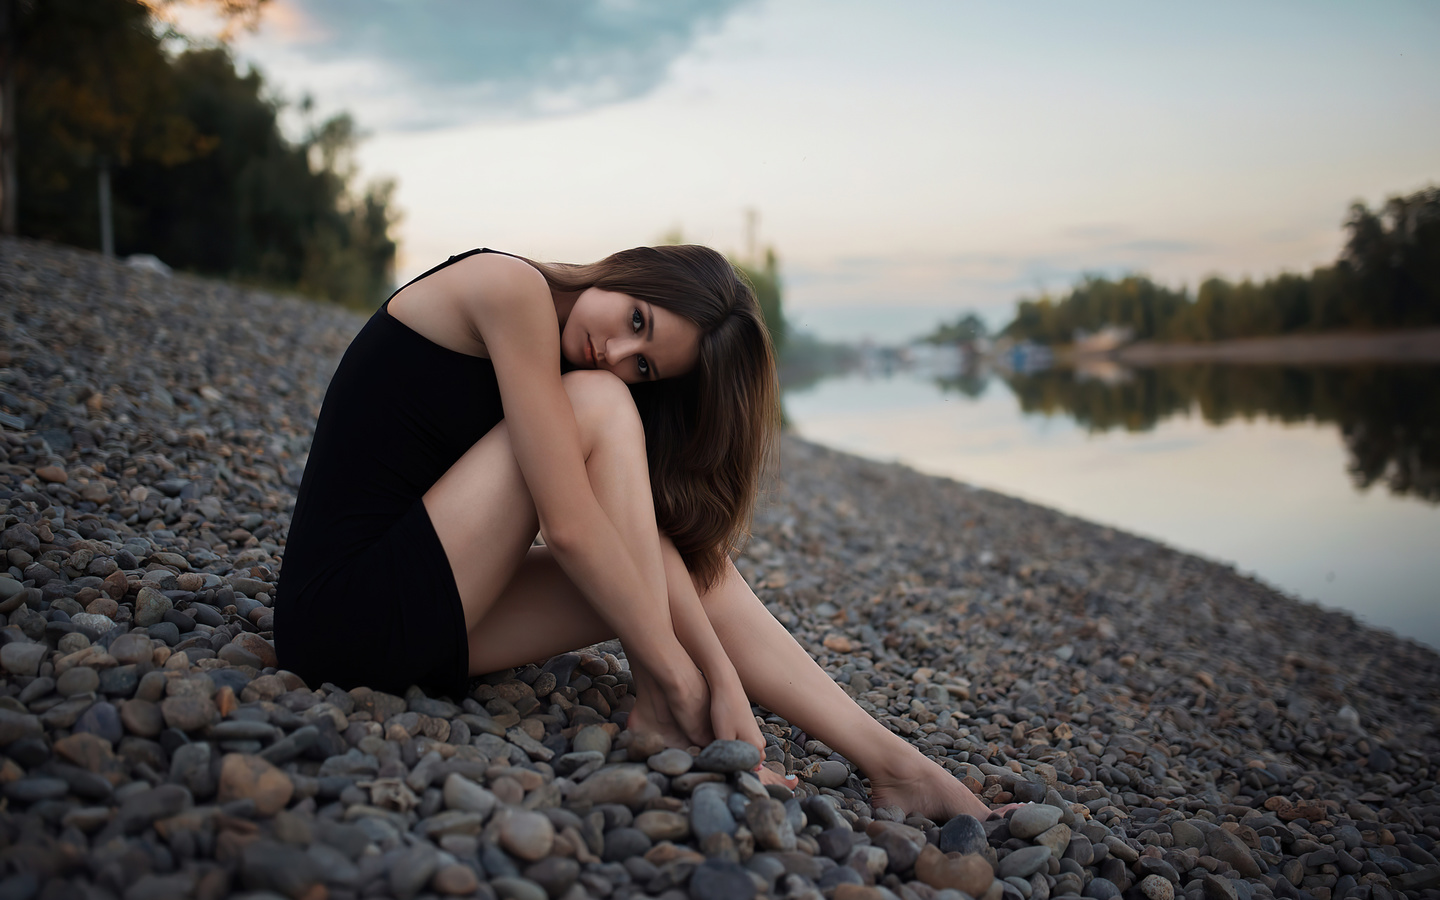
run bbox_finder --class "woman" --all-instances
[276,245,1001,821]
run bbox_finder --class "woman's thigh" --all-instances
[422,419,544,633]
[465,545,615,674]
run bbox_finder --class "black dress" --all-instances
[275,248,519,698]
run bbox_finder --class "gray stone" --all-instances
[73,700,123,745]
[489,876,549,900]
[0,708,43,747]
[133,586,172,628]
[602,826,653,861]
[56,665,99,697]
[695,739,761,773]
[803,758,850,788]
[523,857,580,899]
[498,809,555,861]
[116,784,192,832]
[1000,845,1055,879]
[442,772,497,817]
[1,641,45,676]
[691,785,738,841]
[648,747,694,776]
[4,777,69,804]
[242,840,322,898]
[690,857,757,900]
[568,764,650,806]
[941,814,989,855]
[389,843,440,900]
[1008,803,1063,840]
[70,612,116,634]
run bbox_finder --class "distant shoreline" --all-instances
[1070,327,1440,366]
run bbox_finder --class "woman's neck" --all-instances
[552,288,581,330]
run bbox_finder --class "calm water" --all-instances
[784,361,1440,651]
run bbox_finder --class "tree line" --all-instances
[1,0,399,309]
[994,187,1440,346]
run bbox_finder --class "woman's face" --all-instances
[561,287,702,384]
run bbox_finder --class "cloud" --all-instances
[271,0,750,128]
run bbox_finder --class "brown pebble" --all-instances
[36,465,68,483]
[160,694,217,731]
[431,864,478,896]
[120,698,164,737]
[85,597,119,617]
[218,753,294,816]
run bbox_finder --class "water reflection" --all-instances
[984,365,1440,502]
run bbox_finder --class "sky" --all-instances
[178,0,1440,342]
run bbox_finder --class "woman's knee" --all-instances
[562,369,644,452]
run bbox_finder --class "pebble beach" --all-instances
[1,236,1438,900]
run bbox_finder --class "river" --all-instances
[783,355,1440,651]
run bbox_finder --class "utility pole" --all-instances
[0,0,18,235]
[745,207,758,265]
[98,157,114,257]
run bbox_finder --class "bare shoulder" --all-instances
[443,252,552,327]
[391,252,551,355]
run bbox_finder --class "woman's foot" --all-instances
[627,656,714,749]
[755,763,799,792]
[867,748,997,822]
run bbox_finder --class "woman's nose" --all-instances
[605,336,641,364]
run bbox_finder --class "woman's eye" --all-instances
[637,356,650,377]
[632,309,643,332]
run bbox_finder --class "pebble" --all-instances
[572,723,613,755]
[1,642,44,676]
[489,876,548,900]
[568,763,650,806]
[803,758,850,788]
[695,739,761,773]
[648,746,694,775]
[1139,874,1176,900]
[915,844,995,896]
[690,857,757,900]
[389,843,440,900]
[1009,803,1063,839]
[1001,845,1056,879]
[499,809,556,861]
[940,814,989,855]
[56,665,99,696]
[691,785,738,841]
[218,752,293,815]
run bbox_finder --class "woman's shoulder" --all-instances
[428,249,547,305]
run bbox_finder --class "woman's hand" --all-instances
[707,667,799,791]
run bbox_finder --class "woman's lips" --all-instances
[585,337,596,367]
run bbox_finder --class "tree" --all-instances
[0,0,267,237]
[925,312,988,345]
[12,0,398,308]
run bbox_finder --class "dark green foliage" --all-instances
[734,247,787,354]
[925,312,988,345]
[1001,187,1440,345]
[1004,364,1440,501]
[15,0,397,309]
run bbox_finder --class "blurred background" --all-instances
[4,0,1437,646]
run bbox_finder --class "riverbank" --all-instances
[1,237,1437,900]
[1093,330,1440,367]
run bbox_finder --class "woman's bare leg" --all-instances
[692,556,997,821]
[423,371,712,745]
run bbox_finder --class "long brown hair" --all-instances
[521,245,780,589]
